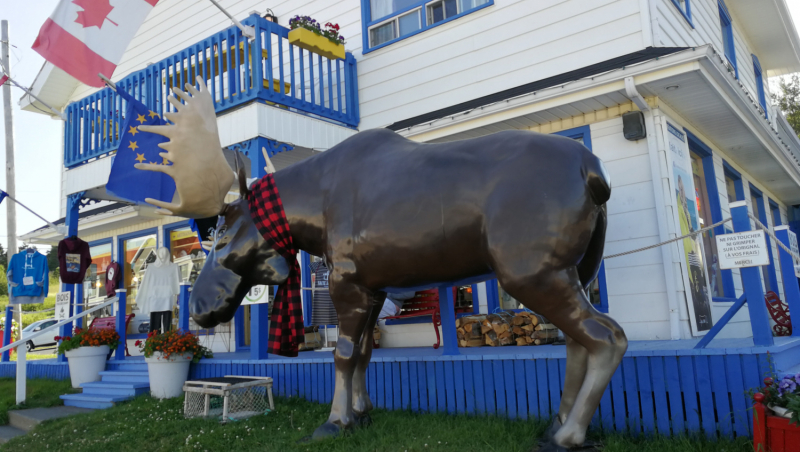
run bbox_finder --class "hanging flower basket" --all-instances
[137,329,213,399]
[288,17,345,60]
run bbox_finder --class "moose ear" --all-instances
[235,153,249,199]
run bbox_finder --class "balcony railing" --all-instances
[64,15,359,168]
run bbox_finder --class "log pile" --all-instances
[455,311,558,347]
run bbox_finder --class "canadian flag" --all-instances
[33,0,158,88]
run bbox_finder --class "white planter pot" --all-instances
[145,352,193,399]
[65,345,110,389]
[769,404,794,419]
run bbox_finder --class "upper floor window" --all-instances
[364,0,492,51]
[718,0,738,79]
[752,54,768,118]
[671,0,692,26]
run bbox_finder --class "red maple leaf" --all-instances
[73,0,118,29]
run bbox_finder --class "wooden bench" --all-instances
[382,288,472,349]
[765,291,791,336]
[89,314,135,356]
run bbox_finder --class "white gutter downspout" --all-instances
[625,77,651,112]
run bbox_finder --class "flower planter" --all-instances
[754,393,800,452]
[65,345,109,389]
[145,352,193,399]
[288,27,345,60]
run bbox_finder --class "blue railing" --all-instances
[64,15,359,168]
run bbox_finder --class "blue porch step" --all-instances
[59,394,132,410]
[80,381,150,397]
[61,366,151,410]
[97,370,150,384]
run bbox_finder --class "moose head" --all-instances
[136,79,289,328]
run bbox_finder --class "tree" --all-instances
[773,74,800,137]
[46,246,59,276]
[0,243,7,270]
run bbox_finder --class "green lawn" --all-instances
[4,393,753,452]
[0,378,77,426]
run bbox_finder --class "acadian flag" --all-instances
[32,0,158,87]
[105,88,175,204]
[0,75,8,87]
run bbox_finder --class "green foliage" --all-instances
[0,265,6,297]
[56,327,119,355]
[773,74,800,136]
[136,329,212,363]
[3,392,753,451]
[46,247,59,277]
[0,378,77,425]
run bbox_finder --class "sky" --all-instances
[2,1,800,254]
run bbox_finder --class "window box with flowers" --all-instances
[137,329,213,399]
[288,16,345,60]
[56,328,119,388]
[752,375,800,452]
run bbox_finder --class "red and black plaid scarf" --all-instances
[247,174,304,357]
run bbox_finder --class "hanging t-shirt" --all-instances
[309,261,338,326]
[57,237,92,284]
[105,261,122,297]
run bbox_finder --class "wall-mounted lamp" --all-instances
[263,8,278,23]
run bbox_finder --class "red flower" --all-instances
[134,340,142,346]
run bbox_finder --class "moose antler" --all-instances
[136,77,234,218]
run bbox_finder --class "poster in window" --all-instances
[668,123,713,335]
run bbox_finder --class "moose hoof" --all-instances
[355,412,373,428]
[544,416,562,441]
[311,421,345,440]
[533,439,570,452]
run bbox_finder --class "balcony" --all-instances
[63,15,359,168]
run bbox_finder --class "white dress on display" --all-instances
[137,249,180,316]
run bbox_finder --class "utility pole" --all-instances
[1,21,19,329]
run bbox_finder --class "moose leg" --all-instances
[352,296,383,426]
[545,336,589,440]
[312,280,378,440]
[500,268,626,450]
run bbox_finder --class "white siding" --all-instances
[655,0,772,121]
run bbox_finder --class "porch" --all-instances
[4,336,799,440]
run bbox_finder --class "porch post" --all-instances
[115,289,127,360]
[57,192,82,363]
[74,282,84,330]
[178,283,191,331]
[250,294,270,360]
[56,283,73,363]
[774,226,800,337]
[438,285,460,355]
[730,201,773,346]
[1,305,12,362]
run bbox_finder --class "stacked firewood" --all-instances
[455,311,558,347]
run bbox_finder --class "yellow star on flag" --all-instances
[148,110,159,119]
[128,141,139,151]
[135,153,146,163]
[149,161,158,165]
[128,126,139,136]
[162,157,170,165]
[136,114,146,123]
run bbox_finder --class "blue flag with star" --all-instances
[106,88,176,204]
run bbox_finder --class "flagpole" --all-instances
[207,0,255,38]
[1,20,21,331]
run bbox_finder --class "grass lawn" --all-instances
[4,393,752,452]
[0,378,77,426]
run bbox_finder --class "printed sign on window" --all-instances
[55,292,71,322]
[242,285,270,305]
[715,230,770,269]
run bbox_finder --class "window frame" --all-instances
[116,228,159,319]
[361,0,494,53]
[718,0,738,79]
[671,0,693,27]
[685,130,738,302]
[484,125,609,314]
[769,199,782,227]
[752,54,768,118]
[85,237,114,304]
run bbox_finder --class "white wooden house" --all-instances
[18,0,800,352]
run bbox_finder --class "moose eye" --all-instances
[217,225,227,237]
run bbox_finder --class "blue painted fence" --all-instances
[64,14,359,168]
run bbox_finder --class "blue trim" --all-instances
[752,55,768,118]
[769,199,782,227]
[235,306,249,351]
[718,0,738,79]
[750,185,780,294]
[162,220,192,249]
[671,0,693,27]
[301,251,312,327]
[723,161,744,201]
[88,237,113,248]
[116,228,159,262]
[362,0,494,54]
[686,130,735,300]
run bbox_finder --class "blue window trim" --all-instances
[301,251,312,327]
[685,130,737,301]
[752,54,768,118]
[116,228,159,264]
[484,125,609,314]
[671,0,693,27]
[162,220,192,249]
[361,0,494,54]
[88,237,113,249]
[722,160,744,201]
[749,184,780,294]
[718,0,738,79]
[769,199,782,227]
[384,284,481,325]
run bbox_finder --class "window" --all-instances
[671,0,692,26]
[724,162,743,203]
[690,151,727,298]
[770,200,782,227]
[752,55,768,118]
[120,231,158,311]
[84,241,113,321]
[168,226,206,286]
[364,0,492,50]
[719,0,737,79]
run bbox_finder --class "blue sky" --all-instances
[1,1,800,253]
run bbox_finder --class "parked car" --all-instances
[21,319,59,351]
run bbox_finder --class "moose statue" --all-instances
[137,78,627,451]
